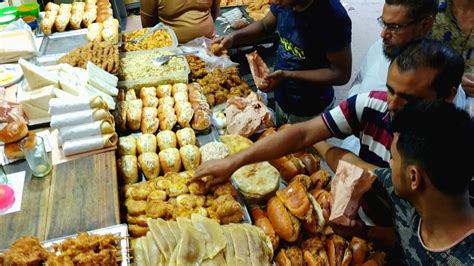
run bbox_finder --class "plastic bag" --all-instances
[181,37,239,70]
[0,19,37,64]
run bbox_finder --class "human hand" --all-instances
[191,157,239,189]
[263,70,286,92]
[462,73,474,97]
[329,219,367,239]
[211,35,234,54]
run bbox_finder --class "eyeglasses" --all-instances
[377,16,423,33]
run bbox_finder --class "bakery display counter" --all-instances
[0,150,120,250]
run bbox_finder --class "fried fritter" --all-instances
[146,200,170,219]
[125,199,148,216]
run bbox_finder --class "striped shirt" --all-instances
[322,91,392,167]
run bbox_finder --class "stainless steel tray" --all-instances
[42,223,130,266]
[39,29,90,57]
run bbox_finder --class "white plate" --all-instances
[0,64,23,87]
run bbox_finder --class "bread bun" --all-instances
[232,162,280,204]
[310,169,331,190]
[310,188,332,222]
[266,196,300,242]
[4,131,36,160]
[350,237,368,265]
[250,207,279,250]
[362,252,386,266]
[276,179,312,222]
[0,122,28,143]
[274,249,292,266]
[275,247,303,266]
[294,152,320,175]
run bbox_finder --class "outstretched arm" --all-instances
[313,141,378,172]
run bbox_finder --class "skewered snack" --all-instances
[58,41,120,74]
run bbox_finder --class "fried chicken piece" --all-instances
[301,235,330,265]
[45,254,74,265]
[146,200,170,219]
[2,236,52,265]
[212,181,238,198]
[125,199,148,216]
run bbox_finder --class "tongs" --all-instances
[152,51,198,67]
[127,23,163,44]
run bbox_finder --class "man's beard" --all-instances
[383,43,402,60]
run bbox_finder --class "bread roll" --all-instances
[156,130,177,150]
[0,122,28,144]
[126,99,142,131]
[82,7,97,27]
[141,107,159,134]
[70,2,85,29]
[157,84,172,98]
[136,133,157,154]
[172,83,188,95]
[86,22,103,42]
[179,145,200,171]
[118,135,136,156]
[142,95,159,108]
[158,105,177,131]
[4,142,23,160]
[140,86,157,99]
[176,128,196,147]
[45,2,60,12]
[138,152,160,179]
[276,179,312,222]
[158,96,174,107]
[175,102,194,128]
[250,207,279,250]
[55,4,72,32]
[101,18,119,43]
[40,12,57,35]
[96,0,111,23]
[191,109,211,131]
[267,196,300,242]
[126,89,137,101]
[158,148,181,174]
[173,91,188,103]
[117,155,139,184]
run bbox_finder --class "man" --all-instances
[213,0,352,124]
[193,39,464,187]
[318,101,474,265]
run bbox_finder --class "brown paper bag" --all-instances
[329,160,376,226]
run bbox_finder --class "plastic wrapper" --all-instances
[329,160,376,226]
[0,19,37,63]
[0,90,28,124]
[181,37,238,70]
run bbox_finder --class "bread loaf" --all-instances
[159,148,181,174]
[0,122,28,144]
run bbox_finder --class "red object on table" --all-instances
[0,184,15,212]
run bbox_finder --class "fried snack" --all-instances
[146,200,170,218]
[129,224,149,237]
[125,198,148,216]
[187,55,207,81]
[210,42,226,56]
[121,29,173,52]
[58,41,120,74]
[1,237,52,265]
[148,190,168,201]
[127,214,149,227]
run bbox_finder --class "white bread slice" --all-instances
[85,84,116,110]
[21,102,51,120]
[19,58,59,90]
[87,61,118,86]
[19,85,56,110]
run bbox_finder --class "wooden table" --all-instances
[0,150,120,249]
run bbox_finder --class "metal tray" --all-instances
[42,223,130,266]
[39,29,90,57]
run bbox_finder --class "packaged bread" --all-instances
[179,145,200,171]
[176,128,196,147]
[49,96,108,115]
[87,22,103,42]
[0,122,28,144]
[159,148,181,174]
[141,107,159,134]
[58,120,114,144]
[157,84,172,98]
[126,99,143,131]
[158,105,177,131]
[175,102,194,128]
[172,83,188,95]
[142,95,159,108]
[136,133,157,154]
[118,155,139,184]
[138,152,160,179]
[70,2,85,29]
[55,4,72,32]
[156,130,177,150]
[118,135,136,156]
[101,18,119,43]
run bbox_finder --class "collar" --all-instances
[417,218,474,252]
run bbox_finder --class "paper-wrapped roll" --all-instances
[138,152,160,179]
[118,135,136,156]
[63,133,117,156]
[50,108,113,128]
[58,120,114,145]
[118,155,139,184]
[49,96,108,115]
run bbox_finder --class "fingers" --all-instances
[206,176,229,189]
[211,36,224,44]
[191,164,210,182]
